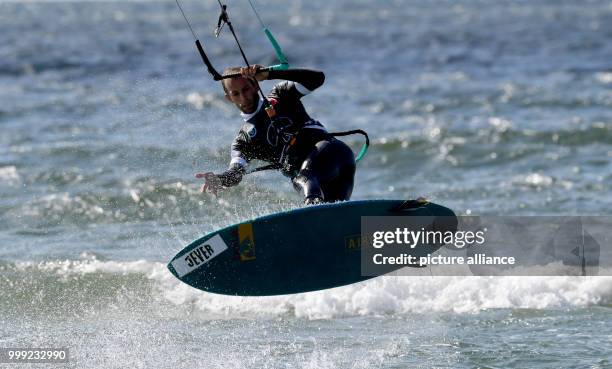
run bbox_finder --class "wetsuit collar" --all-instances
[240,98,264,122]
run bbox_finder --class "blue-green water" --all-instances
[1,0,611,367]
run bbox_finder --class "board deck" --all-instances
[168,199,457,296]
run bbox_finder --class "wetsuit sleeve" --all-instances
[217,131,250,187]
[217,163,246,187]
[267,69,325,100]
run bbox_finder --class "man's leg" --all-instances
[292,138,355,204]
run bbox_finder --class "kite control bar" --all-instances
[176,0,289,81]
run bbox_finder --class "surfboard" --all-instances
[167,199,457,296]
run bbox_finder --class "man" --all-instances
[196,65,356,204]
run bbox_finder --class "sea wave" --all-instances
[2,258,610,320]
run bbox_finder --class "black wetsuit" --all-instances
[217,69,355,203]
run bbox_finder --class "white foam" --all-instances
[0,166,20,185]
[595,72,612,84]
[154,269,612,319]
[514,173,554,187]
[15,258,158,276]
[16,259,612,319]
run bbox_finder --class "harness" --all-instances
[247,127,370,175]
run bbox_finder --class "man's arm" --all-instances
[196,131,249,194]
[195,163,244,195]
[267,69,325,92]
[216,163,245,187]
[238,64,324,96]
[217,130,251,187]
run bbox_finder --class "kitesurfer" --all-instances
[196,65,356,205]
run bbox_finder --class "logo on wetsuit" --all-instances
[245,123,257,138]
[266,117,297,147]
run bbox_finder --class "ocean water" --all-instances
[1,0,611,368]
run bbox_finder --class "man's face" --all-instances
[224,77,259,114]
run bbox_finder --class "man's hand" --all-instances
[240,64,269,82]
[195,172,222,196]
